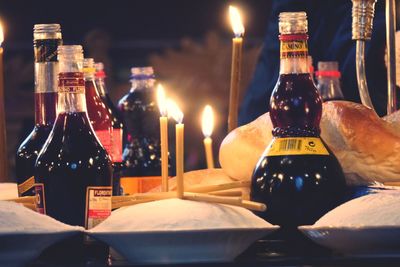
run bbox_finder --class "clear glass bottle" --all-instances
[316,61,344,101]
[250,12,346,229]
[118,67,167,194]
[35,46,112,228]
[95,62,125,195]
[16,24,62,197]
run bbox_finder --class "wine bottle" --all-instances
[95,62,125,196]
[250,12,346,229]
[118,67,167,194]
[16,24,62,197]
[35,45,112,228]
[316,61,345,101]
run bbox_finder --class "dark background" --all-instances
[0,0,271,180]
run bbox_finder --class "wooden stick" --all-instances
[186,181,250,193]
[208,190,242,197]
[4,196,36,204]
[240,200,267,212]
[183,192,242,205]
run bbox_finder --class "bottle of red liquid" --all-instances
[316,61,344,101]
[118,67,166,194]
[16,24,62,197]
[35,46,112,228]
[83,58,113,160]
[95,62,125,195]
[250,12,346,229]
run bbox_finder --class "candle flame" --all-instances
[166,99,183,123]
[0,22,4,46]
[201,105,214,137]
[229,5,244,37]
[157,84,167,116]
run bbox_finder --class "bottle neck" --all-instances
[279,34,309,74]
[95,77,107,96]
[34,38,62,125]
[57,72,87,114]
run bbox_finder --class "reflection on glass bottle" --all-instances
[250,12,346,229]
[118,67,170,194]
[16,24,62,197]
[316,61,344,101]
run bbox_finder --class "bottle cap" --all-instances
[95,62,106,78]
[279,12,308,35]
[33,24,62,40]
[130,66,155,80]
[83,58,96,74]
[315,61,341,78]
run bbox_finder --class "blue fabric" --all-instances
[239,0,387,125]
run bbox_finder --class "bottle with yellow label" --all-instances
[250,12,346,229]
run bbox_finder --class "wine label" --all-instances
[34,39,62,62]
[34,183,46,215]
[266,137,329,156]
[85,187,112,229]
[18,176,35,197]
[95,129,113,160]
[280,34,308,59]
[58,73,85,93]
[111,129,123,162]
[120,176,162,195]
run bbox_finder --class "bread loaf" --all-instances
[219,101,400,184]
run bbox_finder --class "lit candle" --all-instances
[157,84,169,192]
[201,105,214,169]
[167,100,184,198]
[0,22,7,182]
[228,5,244,132]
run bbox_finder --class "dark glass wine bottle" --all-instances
[95,62,125,196]
[118,67,167,194]
[16,24,62,197]
[250,12,346,229]
[35,45,112,228]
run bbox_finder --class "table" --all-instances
[29,229,400,267]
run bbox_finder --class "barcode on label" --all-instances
[279,139,302,151]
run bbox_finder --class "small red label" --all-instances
[111,129,123,162]
[34,183,46,215]
[95,129,113,160]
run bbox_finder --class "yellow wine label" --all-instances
[18,176,35,196]
[280,40,308,59]
[266,137,329,156]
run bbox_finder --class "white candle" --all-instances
[0,22,8,182]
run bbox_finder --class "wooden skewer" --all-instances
[183,192,242,205]
[186,180,250,193]
[240,200,267,212]
[4,196,36,204]
[208,190,242,197]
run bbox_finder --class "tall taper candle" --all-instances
[157,84,169,192]
[0,23,8,182]
[167,100,184,198]
[176,123,184,198]
[228,6,244,132]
